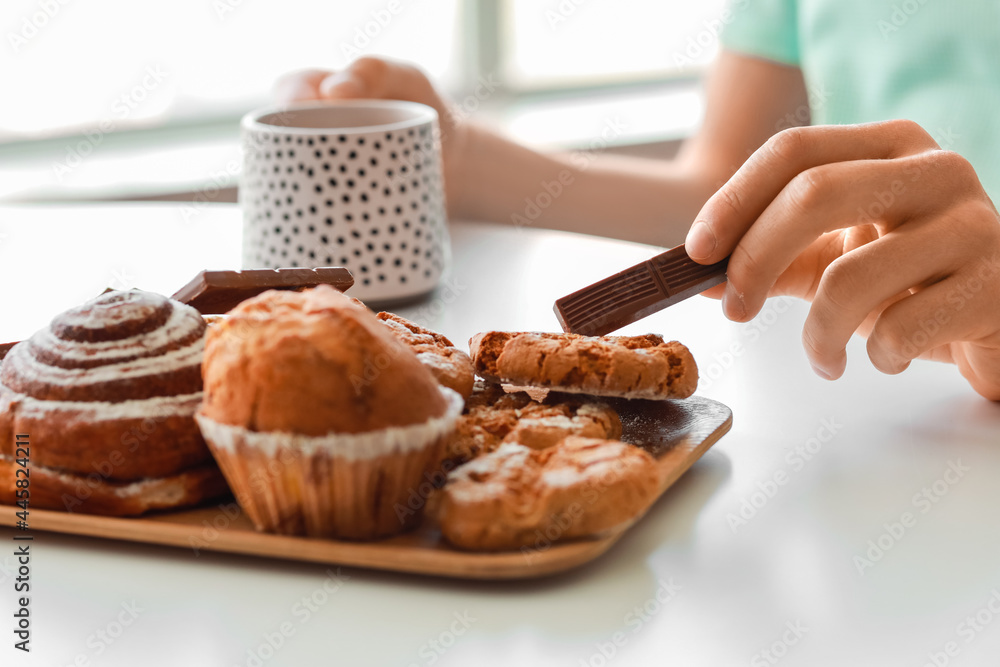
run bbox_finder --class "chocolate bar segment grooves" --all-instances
[554,245,728,336]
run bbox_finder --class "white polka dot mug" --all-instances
[240,101,449,304]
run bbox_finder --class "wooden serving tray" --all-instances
[0,396,731,580]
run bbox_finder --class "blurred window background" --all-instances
[0,0,728,198]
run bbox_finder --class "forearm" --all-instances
[274,53,803,249]
[446,52,807,248]
[448,124,719,248]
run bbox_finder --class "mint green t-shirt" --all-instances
[721,0,1000,199]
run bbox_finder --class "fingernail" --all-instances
[810,362,833,380]
[276,81,320,104]
[722,284,746,321]
[320,72,361,98]
[685,221,716,261]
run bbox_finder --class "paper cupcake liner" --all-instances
[196,387,462,540]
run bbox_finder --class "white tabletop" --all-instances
[1,204,999,667]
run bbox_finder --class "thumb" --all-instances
[319,70,366,99]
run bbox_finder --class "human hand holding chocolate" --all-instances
[684,120,1000,400]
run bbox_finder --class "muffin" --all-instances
[195,285,463,540]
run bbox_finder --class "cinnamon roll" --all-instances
[0,290,229,515]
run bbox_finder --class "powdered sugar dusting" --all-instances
[54,290,167,332]
[517,415,575,429]
[445,438,634,500]
[415,351,454,372]
[541,465,589,488]
[445,442,534,502]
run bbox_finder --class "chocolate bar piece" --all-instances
[554,245,727,336]
[172,267,354,314]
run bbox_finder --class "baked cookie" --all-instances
[444,381,621,466]
[469,331,697,400]
[463,378,514,410]
[438,436,661,551]
[377,312,475,400]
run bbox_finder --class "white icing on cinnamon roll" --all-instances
[1,290,205,403]
[0,290,217,495]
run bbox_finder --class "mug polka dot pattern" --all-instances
[241,103,448,303]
